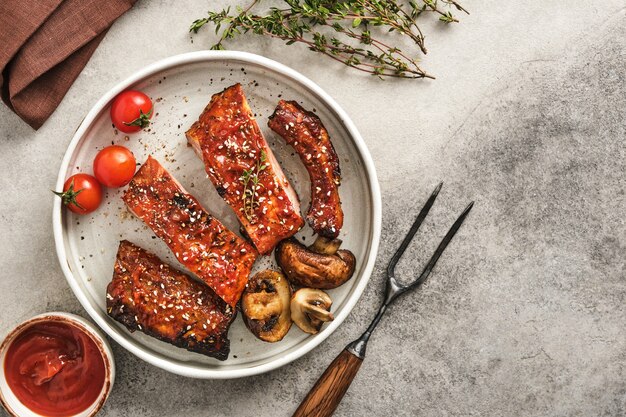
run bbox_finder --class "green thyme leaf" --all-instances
[190,0,468,79]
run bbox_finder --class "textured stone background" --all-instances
[1,1,624,416]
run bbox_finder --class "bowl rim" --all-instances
[52,50,382,379]
[0,312,115,417]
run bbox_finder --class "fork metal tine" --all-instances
[406,201,474,291]
[348,191,473,354]
[386,181,443,278]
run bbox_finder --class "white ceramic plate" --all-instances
[53,51,381,379]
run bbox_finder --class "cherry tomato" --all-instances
[110,90,153,133]
[93,145,136,188]
[54,174,103,215]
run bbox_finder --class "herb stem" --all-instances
[240,150,268,222]
[191,0,467,79]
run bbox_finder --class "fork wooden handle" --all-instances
[292,348,363,417]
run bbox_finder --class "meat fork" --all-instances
[292,183,474,417]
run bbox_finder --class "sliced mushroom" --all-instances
[308,236,342,255]
[291,288,334,334]
[275,236,356,289]
[241,270,292,342]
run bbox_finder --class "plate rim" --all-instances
[53,50,381,379]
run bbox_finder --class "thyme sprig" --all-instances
[190,0,468,79]
[240,150,268,222]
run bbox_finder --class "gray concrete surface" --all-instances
[1,1,625,416]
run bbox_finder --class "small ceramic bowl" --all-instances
[0,312,115,417]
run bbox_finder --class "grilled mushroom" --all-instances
[291,288,334,334]
[275,236,356,289]
[241,270,292,342]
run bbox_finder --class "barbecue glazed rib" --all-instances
[268,100,344,238]
[186,84,304,255]
[123,156,257,307]
[106,241,234,360]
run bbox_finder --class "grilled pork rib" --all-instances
[268,100,344,238]
[186,84,304,255]
[107,241,234,360]
[123,156,257,307]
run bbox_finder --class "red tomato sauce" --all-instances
[3,321,106,416]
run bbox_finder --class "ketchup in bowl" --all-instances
[3,320,106,417]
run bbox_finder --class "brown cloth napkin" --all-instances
[0,0,136,130]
